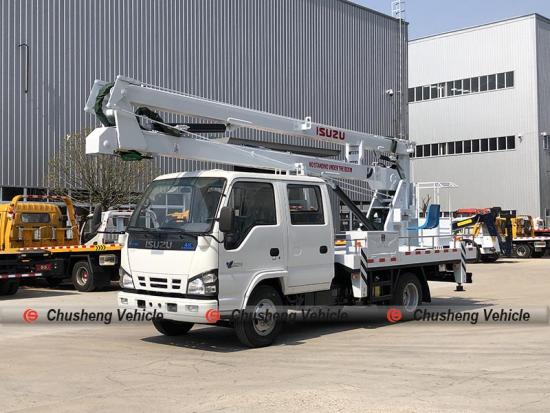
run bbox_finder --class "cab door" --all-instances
[285,183,334,290]
[218,180,286,311]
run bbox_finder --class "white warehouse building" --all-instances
[408,14,550,224]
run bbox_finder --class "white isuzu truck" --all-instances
[85,77,474,347]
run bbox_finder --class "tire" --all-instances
[152,318,194,336]
[234,285,283,348]
[513,244,532,259]
[391,273,422,313]
[0,280,19,296]
[71,261,96,292]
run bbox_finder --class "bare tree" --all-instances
[47,129,157,209]
[421,194,432,216]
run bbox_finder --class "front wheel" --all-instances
[391,273,422,313]
[234,285,283,348]
[152,318,194,336]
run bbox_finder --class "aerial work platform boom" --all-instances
[85,76,413,190]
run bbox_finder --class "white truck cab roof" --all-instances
[154,169,327,184]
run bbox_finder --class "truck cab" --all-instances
[80,209,132,245]
[119,170,336,345]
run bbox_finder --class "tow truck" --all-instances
[85,76,475,347]
[452,208,513,262]
[3,195,124,292]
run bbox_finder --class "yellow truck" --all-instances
[496,214,550,258]
[0,195,122,294]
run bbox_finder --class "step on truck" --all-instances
[4,195,123,292]
[85,76,475,347]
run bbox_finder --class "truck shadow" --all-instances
[141,296,490,353]
[1,287,78,300]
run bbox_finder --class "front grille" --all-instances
[137,275,182,290]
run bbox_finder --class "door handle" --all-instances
[319,245,328,254]
[270,248,280,257]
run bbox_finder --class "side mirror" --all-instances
[91,204,103,233]
[218,206,235,233]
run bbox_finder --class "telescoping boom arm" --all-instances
[84,76,414,192]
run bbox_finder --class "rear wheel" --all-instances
[72,261,96,292]
[513,244,532,259]
[392,273,422,313]
[152,318,194,336]
[235,285,283,348]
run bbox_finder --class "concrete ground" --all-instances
[1,258,549,413]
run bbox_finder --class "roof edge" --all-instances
[338,0,408,24]
[410,13,548,43]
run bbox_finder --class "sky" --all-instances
[354,0,550,39]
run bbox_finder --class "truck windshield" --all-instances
[129,177,226,233]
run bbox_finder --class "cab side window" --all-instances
[225,182,277,250]
[287,185,324,225]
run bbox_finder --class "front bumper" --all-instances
[118,291,218,323]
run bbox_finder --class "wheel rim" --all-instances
[516,245,529,257]
[77,268,89,286]
[402,283,419,312]
[253,298,277,336]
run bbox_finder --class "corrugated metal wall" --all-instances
[536,16,550,222]
[1,0,407,202]
[409,15,545,217]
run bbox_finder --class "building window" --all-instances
[480,76,488,91]
[410,71,515,104]
[463,78,471,94]
[447,81,454,97]
[454,80,462,95]
[543,135,550,151]
[498,136,507,150]
[455,141,463,154]
[447,142,455,155]
[488,74,496,90]
[506,71,514,87]
[423,86,430,100]
[507,135,516,150]
[471,77,479,92]
[430,84,438,99]
[412,135,516,159]
[408,88,415,103]
[497,73,506,89]
[439,82,446,98]
[423,144,431,157]
[481,138,489,151]
[415,86,423,101]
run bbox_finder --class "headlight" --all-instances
[119,267,135,289]
[187,270,218,296]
